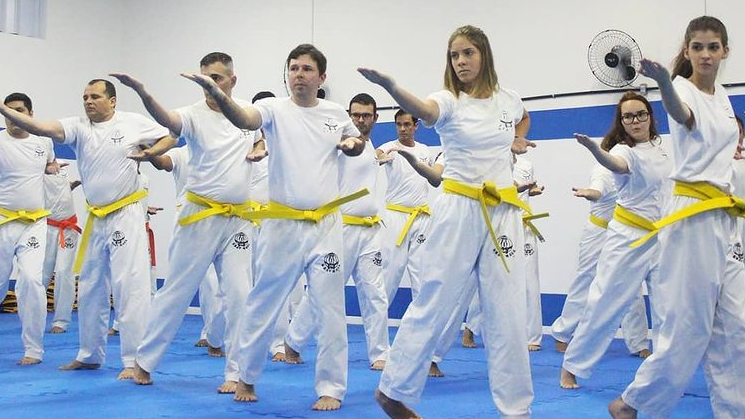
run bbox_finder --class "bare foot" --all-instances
[528,344,542,351]
[218,380,237,394]
[233,380,258,402]
[207,345,224,357]
[370,360,386,370]
[50,326,66,334]
[284,341,303,364]
[59,360,100,370]
[462,327,477,348]
[428,362,444,378]
[18,356,41,365]
[194,338,208,347]
[609,397,637,418]
[375,388,421,419]
[560,367,579,389]
[117,367,135,380]
[637,349,651,359]
[312,396,341,411]
[108,328,119,336]
[271,352,286,362]
[133,362,153,385]
[554,339,568,353]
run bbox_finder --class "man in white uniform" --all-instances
[284,93,390,370]
[43,160,82,334]
[0,92,55,365]
[110,52,260,394]
[1,82,174,380]
[377,111,433,308]
[182,43,365,411]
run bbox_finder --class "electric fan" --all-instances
[587,29,642,88]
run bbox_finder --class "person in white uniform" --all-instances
[284,93,391,370]
[42,160,82,334]
[2,81,175,379]
[110,52,260,394]
[182,44,365,411]
[0,92,55,365]
[610,16,745,419]
[550,164,652,358]
[147,144,226,357]
[359,24,536,419]
[377,110,432,306]
[559,92,669,390]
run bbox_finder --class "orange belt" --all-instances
[145,221,156,267]
[47,214,82,248]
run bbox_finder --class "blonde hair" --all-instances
[444,25,499,97]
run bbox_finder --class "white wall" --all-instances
[2,0,744,294]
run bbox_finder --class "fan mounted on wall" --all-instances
[587,29,642,88]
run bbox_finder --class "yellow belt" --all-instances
[613,205,655,231]
[255,189,369,223]
[0,207,51,227]
[74,189,148,273]
[342,214,382,227]
[442,179,531,272]
[522,212,549,242]
[386,203,430,246]
[249,201,267,226]
[631,181,745,248]
[589,213,609,229]
[178,191,255,226]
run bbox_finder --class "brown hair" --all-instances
[671,16,728,79]
[444,25,498,97]
[600,92,659,151]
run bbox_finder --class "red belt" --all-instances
[146,221,156,267]
[46,215,82,248]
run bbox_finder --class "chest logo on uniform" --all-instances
[232,232,250,250]
[110,130,124,145]
[111,230,127,247]
[34,146,46,158]
[26,236,40,249]
[416,234,426,244]
[493,235,515,258]
[321,252,340,273]
[64,236,76,249]
[323,118,339,133]
[524,243,535,256]
[497,110,513,132]
[732,242,744,263]
[372,251,382,267]
[239,130,252,142]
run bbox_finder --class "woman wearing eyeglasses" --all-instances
[559,91,670,390]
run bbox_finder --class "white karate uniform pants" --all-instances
[379,194,533,418]
[0,219,46,359]
[524,226,543,346]
[75,203,150,367]
[622,198,745,419]
[382,209,429,305]
[285,222,390,364]
[137,201,253,381]
[562,221,661,379]
[197,265,224,347]
[42,225,78,331]
[237,214,348,400]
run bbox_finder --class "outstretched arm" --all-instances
[574,133,629,174]
[180,73,262,130]
[639,59,693,129]
[338,136,365,157]
[128,136,177,161]
[397,148,444,187]
[110,73,184,136]
[0,103,65,142]
[247,138,268,162]
[358,68,440,126]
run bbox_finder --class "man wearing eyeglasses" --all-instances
[284,93,391,371]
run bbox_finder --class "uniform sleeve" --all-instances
[59,117,82,146]
[164,146,184,171]
[504,88,526,125]
[253,98,274,133]
[341,112,361,138]
[176,106,195,143]
[589,165,614,196]
[610,145,636,174]
[46,138,55,163]
[673,78,697,124]
[426,90,456,129]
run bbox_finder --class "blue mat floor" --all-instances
[0,313,713,418]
